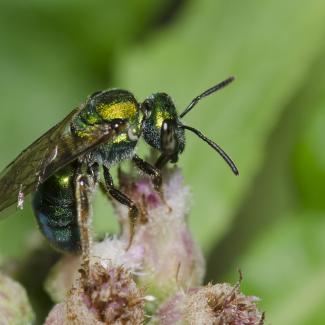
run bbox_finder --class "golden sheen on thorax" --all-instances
[97,101,137,121]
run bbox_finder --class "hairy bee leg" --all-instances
[75,174,93,283]
[103,166,138,250]
[132,154,162,191]
[133,154,171,212]
[155,153,171,169]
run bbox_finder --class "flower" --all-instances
[153,282,264,325]
[45,237,144,303]
[46,262,145,325]
[0,272,35,324]
[45,167,264,324]
[114,168,205,301]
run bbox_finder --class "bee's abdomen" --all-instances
[32,165,81,253]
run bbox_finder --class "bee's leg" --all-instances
[132,154,171,212]
[102,166,138,250]
[132,154,162,191]
[155,153,171,170]
[75,174,93,284]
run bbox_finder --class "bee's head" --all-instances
[141,92,185,165]
[141,77,239,174]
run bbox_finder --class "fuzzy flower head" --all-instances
[114,168,205,299]
[154,282,264,325]
[45,237,145,303]
[46,262,145,325]
[0,272,35,325]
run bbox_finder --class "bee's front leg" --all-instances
[132,154,171,213]
[132,154,162,191]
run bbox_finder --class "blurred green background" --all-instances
[1,0,325,324]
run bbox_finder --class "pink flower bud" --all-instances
[0,272,35,324]
[114,168,205,300]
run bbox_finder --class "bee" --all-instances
[0,77,238,254]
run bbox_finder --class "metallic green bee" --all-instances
[0,77,238,253]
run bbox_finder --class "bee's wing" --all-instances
[0,106,126,214]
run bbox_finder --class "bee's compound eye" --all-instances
[161,119,177,154]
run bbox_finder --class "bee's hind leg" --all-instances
[102,166,138,250]
[75,173,94,284]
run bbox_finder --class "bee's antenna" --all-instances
[179,76,235,118]
[181,124,239,175]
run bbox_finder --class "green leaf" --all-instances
[238,213,325,325]
[218,54,325,324]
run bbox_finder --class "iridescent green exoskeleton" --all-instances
[0,77,238,254]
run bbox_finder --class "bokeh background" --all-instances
[1,0,325,324]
